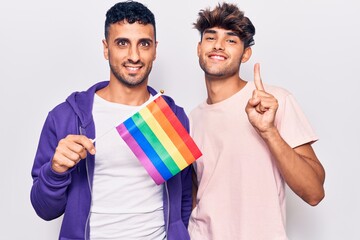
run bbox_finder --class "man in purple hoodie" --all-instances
[30,1,192,239]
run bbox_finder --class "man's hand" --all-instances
[245,63,279,135]
[52,135,96,173]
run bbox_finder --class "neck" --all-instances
[96,80,150,106]
[205,75,247,104]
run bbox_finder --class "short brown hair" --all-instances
[194,2,255,48]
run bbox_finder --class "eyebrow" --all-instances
[138,38,154,44]
[203,29,217,34]
[203,29,239,37]
[113,37,154,44]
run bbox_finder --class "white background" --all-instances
[1,0,359,239]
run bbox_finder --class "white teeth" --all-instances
[127,67,140,71]
[210,55,225,60]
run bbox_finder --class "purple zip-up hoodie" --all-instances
[30,81,192,240]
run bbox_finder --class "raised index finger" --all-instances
[254,63,265,91]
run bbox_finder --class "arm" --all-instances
[30,113,95,220]
[30,114,71,220]
[259,127,325,205]
[191,165,198,209]
[181,166,193,227]
[245,63,325,206]
[174,105,194,226]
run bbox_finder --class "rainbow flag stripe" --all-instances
[116,95,202,185]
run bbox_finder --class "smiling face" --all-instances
[197,27,251,80]
[103,21,157,88]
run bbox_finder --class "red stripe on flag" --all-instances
[154,96,202,160]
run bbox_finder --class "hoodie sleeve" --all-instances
[180,165,192,227]
[30,112,72,221]
[174,106,193,227]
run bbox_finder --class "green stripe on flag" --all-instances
[132,112,180,175]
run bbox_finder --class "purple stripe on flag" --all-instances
[116,124,165,185]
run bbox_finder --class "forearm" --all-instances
[31,161,70,220]
[260,127,325,205]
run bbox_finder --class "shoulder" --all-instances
[147,86,185,111]
[261,82,292,98]
[256,82,294,106]
[189,103,203,119]
[163,94,187,115]
[162,94,189,130]
[49,100,74,118]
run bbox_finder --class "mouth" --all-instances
[124,64,143,73]
[208,53,227,61]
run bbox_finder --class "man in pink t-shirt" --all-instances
[188,3,326,240]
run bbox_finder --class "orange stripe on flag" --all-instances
[154,97,202,161]
[147,101,196,165]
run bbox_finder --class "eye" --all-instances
[141,41,150,47]
[227,39,237,44]
[117,39,128,46]
[205,36,215,41]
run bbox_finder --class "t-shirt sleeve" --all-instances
[277,94,318,148]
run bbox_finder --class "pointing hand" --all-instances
[245,63,279,134]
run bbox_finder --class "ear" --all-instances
[241,47,252,63]
[153,41,158,61]
[197,42,201,57]
[102,39,109,60]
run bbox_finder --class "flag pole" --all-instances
[91,90,164,143]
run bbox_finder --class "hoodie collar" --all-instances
[66,81,158,128]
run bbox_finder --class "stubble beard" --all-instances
[199,58,239,79]
[109,62,151,88]
[199,54,242,80]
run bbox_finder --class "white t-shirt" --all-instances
[188,81,318,240]
[90,94,166,239]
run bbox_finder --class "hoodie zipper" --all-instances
[84,158,92,240]
[84,155,92,240]
[79,125,92,240]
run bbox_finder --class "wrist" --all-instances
[258,126,280,142]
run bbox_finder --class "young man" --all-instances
[30,1,192,239]
[188,3,325,240]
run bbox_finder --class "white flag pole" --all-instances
[91,90,164,143]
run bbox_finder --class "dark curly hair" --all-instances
[194,2,255,48]
[105,1,156,40]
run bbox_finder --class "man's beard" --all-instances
[109,62,151,88]
[199,55,242,79]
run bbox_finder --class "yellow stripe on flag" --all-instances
[139,107,188,170]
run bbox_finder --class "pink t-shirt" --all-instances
[188,81,318,240]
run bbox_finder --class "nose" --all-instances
[128,45,140,63]
[213,39,224,51]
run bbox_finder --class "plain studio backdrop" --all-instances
[1,0,359,239]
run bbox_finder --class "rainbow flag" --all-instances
[116,93,202,185]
